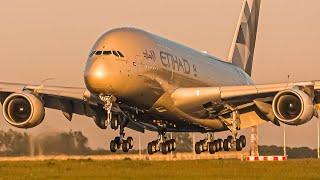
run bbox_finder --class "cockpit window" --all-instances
[117,51,124,58]
[112,51,119,57]
[103,51,112,55]
[92,50,125,58]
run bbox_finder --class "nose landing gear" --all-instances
[100,94,117,128]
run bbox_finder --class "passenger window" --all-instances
[96,51,102,55]
[103,51,112,55]
[112,51,119,57]
[117,51,124,58]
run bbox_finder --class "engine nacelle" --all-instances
[2,92,45,128]
[272,89,314,125]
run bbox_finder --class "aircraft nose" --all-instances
[84,58,112,94]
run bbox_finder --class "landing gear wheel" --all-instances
[161,142,169,154]
[171,139,176,151]
[213,140,219,152]
[114,136,121,149]
[236,139,242,151]
[122,140,130,153]
[223,138,231,151]
[110,140,117,152]
[127,137,134,149]
[195,142,202,154]
[239,135,246,148]
[218,139,223,151]
[111,115,119,130]
[147,142,154,155]
[227,135,233,142]
[209,142,216,154]
[167,141,173,152]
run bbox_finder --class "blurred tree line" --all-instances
[0,129,93,156]
[173,133,193,152]
[259,145,318,159]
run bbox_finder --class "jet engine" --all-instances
[2,92,45,128]
[272,89,314,125]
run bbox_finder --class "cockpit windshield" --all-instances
[89,50,125,58]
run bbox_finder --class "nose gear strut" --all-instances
[99,94,117,127]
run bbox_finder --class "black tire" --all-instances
[171,139,176,151]
[114,136,121,144]
[239,135,246,148]
[195,142,202,154]
[167,141,173,152]
[111,116,119,130]
[147,142,154,155]
[236,139,242,151]
[208,142,216,154]
[218,139,223,151]
[223,139,231,151]
[152,141,158,152]
[114,137,121,149]
[127,137,134,149]
[214,140,220,151]
[110,140,117,153]
[161,142,168,154]
[122,140,130,153]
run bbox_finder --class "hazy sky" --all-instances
[1,0,320,149]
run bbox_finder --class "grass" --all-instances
[0,159,319,179]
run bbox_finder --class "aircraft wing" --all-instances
[0,83,101,120]
[0,82,110,128]
[0,82,146,132]
[171,81,320,128]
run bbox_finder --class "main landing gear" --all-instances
[195,105,245,154]
[195,133,246,154]
[110,135,134,153]
[147,132,176,155]
[195,133,223,154]
[222,135,246,152]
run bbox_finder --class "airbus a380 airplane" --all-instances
[1,0,319,154]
